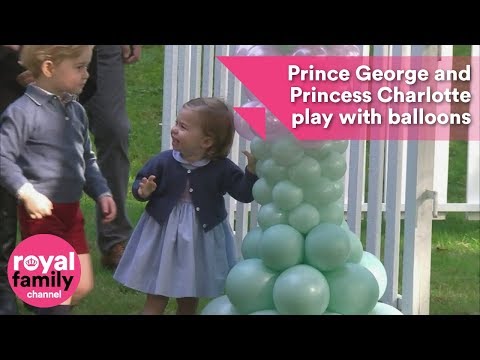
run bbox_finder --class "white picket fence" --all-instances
[161,45,480,315]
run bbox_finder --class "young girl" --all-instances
[0,45,117,315]
[114,97,258,315]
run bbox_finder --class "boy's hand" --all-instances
[17,183,53,219]
[98,195,117,223]
[138,175,157,198]
[242,150,257,175]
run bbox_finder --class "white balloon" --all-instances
[369,302,403,315]
[359,251,388,300]
[292,45,328,57]
[234,45,255,56]
[200,295,241,315]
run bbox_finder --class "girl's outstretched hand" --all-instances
[138,175,157,198]
[242,150,257,175]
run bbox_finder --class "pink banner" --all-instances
[218,56,479,141]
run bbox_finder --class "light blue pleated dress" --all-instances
[114,151,238,298]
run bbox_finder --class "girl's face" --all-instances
[171,108,212,160]
[41,47,92,96]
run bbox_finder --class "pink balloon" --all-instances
[243,86,258,102]
[265,112,289,140]
[234,45,255,56]
[234,111,256,141]
[328,45,361,56]
[243,100,262,108]
[242,46,283,102]
[292,45,328,56]
[236,100,290,141]
[246,45,282,57]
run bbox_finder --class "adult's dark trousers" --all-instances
[83,45,133,255]
[0,188,18,315]
[0,47,25,315]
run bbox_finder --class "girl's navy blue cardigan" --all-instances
[132,150,258,231]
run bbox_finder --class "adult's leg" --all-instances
[0,188,18,315]
[0,48,25,315]
[83,45,133,269]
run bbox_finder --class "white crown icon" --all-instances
[25,258,38,267]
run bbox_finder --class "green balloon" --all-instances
[317,201,344,225]
[249,309,281,315]
[273,264,330,315]
[260,224,304,271]
[288,203,320,234]
[272,180,303,211]
[345,229,364,263]
[304,140,349,161]
[369,302,403,315]
[324,263,379,315]
[359,251,388,300]
[250,136,271,160]
[252,178,273,205]
[260,158,288,186]
[288,155,322,188]
[270,135,304,166]
[305,223,351,271]
[300,140,327,150]
[330,140,349,154]
[340,219,350,231]
[200,295,241,315]
[255,159,266,178]
[257,203,288,230]
[320,151,347,181]
[303,141,333,161]
[241,227,263,259]
[225,258,278,314]
[303,177,344,206]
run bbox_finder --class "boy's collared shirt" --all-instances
[0,84,111,202]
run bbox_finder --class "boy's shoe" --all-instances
[101,242,126,271]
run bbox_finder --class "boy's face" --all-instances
[48,47,92,95]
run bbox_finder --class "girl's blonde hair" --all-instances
[182,97,235,160]
[20,45,94,78]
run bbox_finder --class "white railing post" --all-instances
[161,46,179,151]
[467,45,480,221]
[400,45,437,315]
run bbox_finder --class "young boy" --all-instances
[0,45,117,315]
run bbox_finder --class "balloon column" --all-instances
[201,45,403,315]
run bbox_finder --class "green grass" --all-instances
[355,212,479,315]
[23,45,479,315]
[429,214,479,314]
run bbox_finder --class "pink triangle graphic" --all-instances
[234,107,266,140]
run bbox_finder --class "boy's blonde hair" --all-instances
[182,97,235,160]
[20,45,94,78]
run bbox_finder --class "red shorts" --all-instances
[18,201,90,254]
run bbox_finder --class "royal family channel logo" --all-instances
[8,234,81,308]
